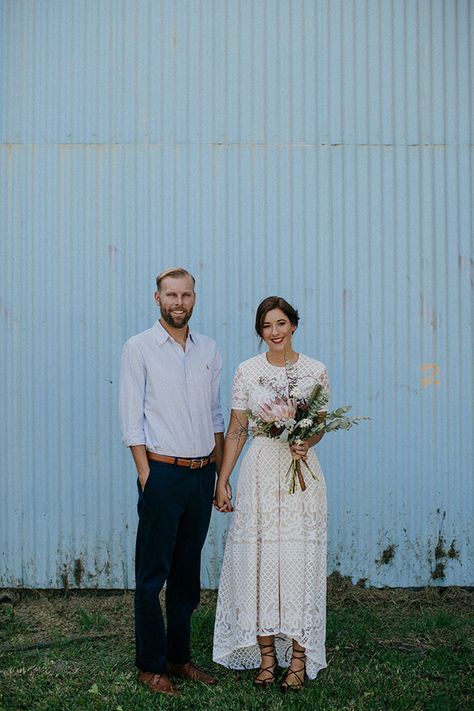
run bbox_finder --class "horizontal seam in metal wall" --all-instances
[1,142,468,148]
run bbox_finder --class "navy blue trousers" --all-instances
[134,458,215,673]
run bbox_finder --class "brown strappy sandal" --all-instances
[254,640,277,687]
[280,646,306,692]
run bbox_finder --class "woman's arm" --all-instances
[214,409,249,512]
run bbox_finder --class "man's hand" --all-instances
[214,481,233,512]
[130,445,151,491]
[138,468,151,492]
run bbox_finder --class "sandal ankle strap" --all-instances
[291,647,305,660]
[257,641,276,657]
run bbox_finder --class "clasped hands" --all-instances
[213,481,233,513]
[213,441,310,513]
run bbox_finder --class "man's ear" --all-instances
[154,291,160,305]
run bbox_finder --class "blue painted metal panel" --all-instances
[0,1,472,589]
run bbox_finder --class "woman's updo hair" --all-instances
[255,296,300,337]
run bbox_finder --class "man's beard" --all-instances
[160,306,193,329]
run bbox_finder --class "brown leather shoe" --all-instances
[138,670,181,696]
[166,661,218,685]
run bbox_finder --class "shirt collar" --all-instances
[153,319,196,346]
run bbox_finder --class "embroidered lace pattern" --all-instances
[213,353,329,679]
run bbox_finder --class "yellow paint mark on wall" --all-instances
[421,363,441,388]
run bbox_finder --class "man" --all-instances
[120,267,225,697]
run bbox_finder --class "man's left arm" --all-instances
[211,347,225,471]
[214,432,224,471]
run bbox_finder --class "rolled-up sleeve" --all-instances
[119,339,146,446]
[211,347,225,433]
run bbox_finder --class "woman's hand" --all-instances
[290,440,310,460]
[214,481,233,513]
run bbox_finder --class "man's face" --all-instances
[155,275,196,329]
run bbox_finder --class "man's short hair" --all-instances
[156,267,196,292]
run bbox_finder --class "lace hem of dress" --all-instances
[213,631,327,680]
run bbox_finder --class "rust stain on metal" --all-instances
[375,544,397,567]
[434,535,447,561]
[73,559,84,587]
[431,562,446,580]
[447,541,460,560]
[434,534,460,564]
[430,514,460,581]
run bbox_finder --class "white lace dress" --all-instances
[213,353,329,679]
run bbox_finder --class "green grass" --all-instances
[0,576,472,711]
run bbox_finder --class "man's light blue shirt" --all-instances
[120,320,224,457]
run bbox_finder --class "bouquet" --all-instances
[249,382,368,494]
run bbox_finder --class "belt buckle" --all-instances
[190,459,202,469]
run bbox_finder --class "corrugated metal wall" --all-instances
[1,0,472,589]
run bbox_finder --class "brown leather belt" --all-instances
[147,451,216,469]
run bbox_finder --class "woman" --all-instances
[213,296,329,691]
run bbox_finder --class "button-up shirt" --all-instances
[119,320,224,457]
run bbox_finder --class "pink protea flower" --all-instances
[256,396,297,424]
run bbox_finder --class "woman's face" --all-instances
[261,308,295,355]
